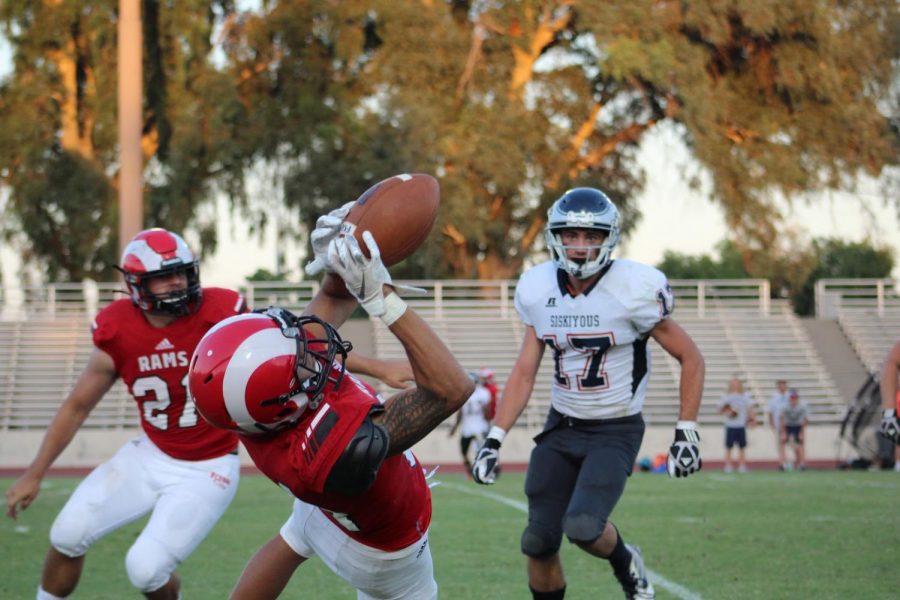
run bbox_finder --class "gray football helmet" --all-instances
[544,187,620,278]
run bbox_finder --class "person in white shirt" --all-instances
[779,389,809,470]
[718,375,755,473]
[448,373,493,475]
[767,379,790,469]
[471,188,705,600]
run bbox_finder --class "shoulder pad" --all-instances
[324,413,390,495]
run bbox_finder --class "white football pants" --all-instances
[280,498,437,600]
[49,435,240,592]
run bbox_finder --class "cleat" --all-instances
[616,544,655,599]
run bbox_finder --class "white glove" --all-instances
[881,409,900,444]
[327,231,395,317]
[667,423,702,478]
[472,426,505,485]
[304,201,355,277]
[472,437,501,484]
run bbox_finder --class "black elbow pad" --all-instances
[324,415,390,495]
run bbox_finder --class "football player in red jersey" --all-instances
[189,230,474,600]
[5,225,413,600]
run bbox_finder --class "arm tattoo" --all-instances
[379,387,455,456]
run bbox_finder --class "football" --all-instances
[321,173,440,297]
[340,173,440,266]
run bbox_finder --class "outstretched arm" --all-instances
[322,232,473,456]
[302,273,360,329]
[376,291,473,455]
[5,348,117,518]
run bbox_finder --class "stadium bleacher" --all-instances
[0,278,890,432]
[816,278,900,374]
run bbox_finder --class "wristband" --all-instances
[487,425,507,443]
[380,293,408,327]
[676,420,698,430]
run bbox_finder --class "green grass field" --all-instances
[2,470,898,599]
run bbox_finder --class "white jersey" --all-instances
[515,259,673,419]
[459,385,492,437]
[768,391,789,423]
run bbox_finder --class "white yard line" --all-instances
[445,482,703,600]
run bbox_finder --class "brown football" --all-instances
[321,173,440,297]
[340,173,440,266]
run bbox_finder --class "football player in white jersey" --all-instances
[448,373,493,474]
[472,188,705,600]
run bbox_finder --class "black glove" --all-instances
[472,437,501,484]
[881,409,900,444]
[667,426,702,478]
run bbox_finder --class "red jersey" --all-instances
[93,287,247,460]
[241,371,432,552]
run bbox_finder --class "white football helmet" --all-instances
[118,228,202,315]
[188,308,350,435]
[544,187,620,279]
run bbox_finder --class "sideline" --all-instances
[444,482,703,600]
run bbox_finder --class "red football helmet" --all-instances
[118,228,202,316]
[188,308,350,435]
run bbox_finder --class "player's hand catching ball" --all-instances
[327,232,396,318]
[304,201,356,277]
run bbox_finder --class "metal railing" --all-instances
[2,278,776,318]
[815,278,900,319]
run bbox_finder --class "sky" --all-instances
[0,26,897,289]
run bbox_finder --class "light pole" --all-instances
[118,0,143,256]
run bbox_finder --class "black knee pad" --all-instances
[563,512,606,544]
[520,525,562,558]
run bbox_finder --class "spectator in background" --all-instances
[448,372,493,475]
[479,367,499,421]
[767,379,790,470]
[719,375,755,473]
[779,389,810,471]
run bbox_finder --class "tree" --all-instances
[793,238,895,315]
[337,0,900,278]
[0,0,243,280]
[1,1,897,282]
[657,240,748,279]
[246,268,287,282]
[659,236,894,315]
